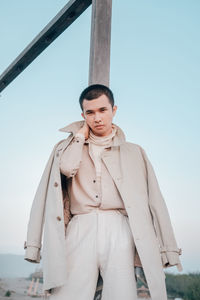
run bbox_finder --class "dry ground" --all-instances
[0,277,43,300]
[0,278,154,299]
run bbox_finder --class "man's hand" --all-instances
[77,122,90,139]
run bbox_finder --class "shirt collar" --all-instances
[59,120,126,147]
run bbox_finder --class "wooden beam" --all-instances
[0,0,92,93]
[88,0,112,86]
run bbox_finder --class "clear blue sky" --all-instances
[0,0,199,273]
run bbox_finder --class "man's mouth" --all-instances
[95,125,104,129]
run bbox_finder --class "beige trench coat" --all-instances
[24,120,182,299]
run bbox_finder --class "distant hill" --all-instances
[0,254,41,278]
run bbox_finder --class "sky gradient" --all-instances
[0,0,200,274]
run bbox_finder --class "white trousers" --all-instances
[50,209,138,300]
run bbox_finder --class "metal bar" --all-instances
[88,0,112,86]
[0,0,92,93]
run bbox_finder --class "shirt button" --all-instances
[93,180,96,183]
[54,182,58,187]
[57,216,61,221]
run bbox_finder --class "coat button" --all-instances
[24,241,27,249]
[54,182,58,187]
[57,216,61,221]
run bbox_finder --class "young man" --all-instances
[24,84,182,300]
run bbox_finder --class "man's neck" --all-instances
[89,126,117,146]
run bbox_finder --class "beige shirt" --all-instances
[59,130,127,216]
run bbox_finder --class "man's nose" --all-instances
[94,113,101,122]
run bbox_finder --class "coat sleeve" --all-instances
[140,147,183,271]
[24,140,64,263]
[59,133,85,178]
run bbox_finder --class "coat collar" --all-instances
[59,120,126,147]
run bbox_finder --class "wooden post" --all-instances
[90,2,113,293]
[89,0,112,86]
[27,278,34,296]
[33,278,39,296]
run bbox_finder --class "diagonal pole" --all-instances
[0,0,92,93]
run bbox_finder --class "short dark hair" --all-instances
[79,84,114,111]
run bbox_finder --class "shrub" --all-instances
[4,290,11,297]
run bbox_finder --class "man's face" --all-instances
[81,94,117,137]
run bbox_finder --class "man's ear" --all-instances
[81,112,85,119]
[112,105,117,117]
